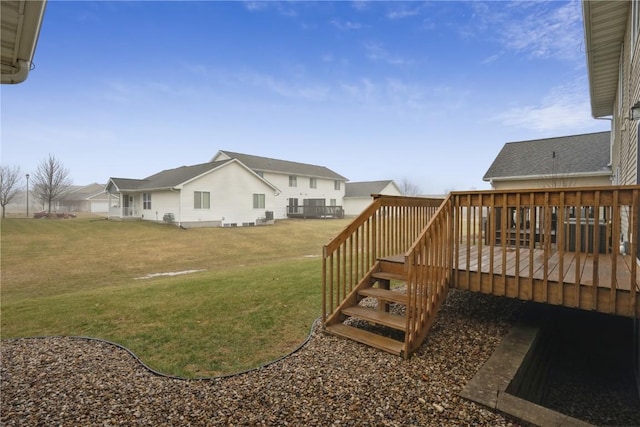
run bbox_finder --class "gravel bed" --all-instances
[3,290,526,426]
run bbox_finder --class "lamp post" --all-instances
[25,173,29,217]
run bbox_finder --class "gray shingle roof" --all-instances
[109,160,233,191]
[483,132,611,181]
[217,150,347,181]
[345,180,397,197]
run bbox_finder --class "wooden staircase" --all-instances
[325,257,410,357]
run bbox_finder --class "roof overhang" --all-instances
[1,0,47,84]
[582,1,630,118]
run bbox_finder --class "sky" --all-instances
[1,0,610,195]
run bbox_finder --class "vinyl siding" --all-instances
[180,161,275,226]
[261,172,345,219]
[490,175,612,191]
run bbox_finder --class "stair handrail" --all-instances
[322,194,444,323]
[403,194,454,355]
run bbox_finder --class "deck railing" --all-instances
[449,186,639,317]
[322,195,444,322]
[323,186,640,357]
[403,194,454,354]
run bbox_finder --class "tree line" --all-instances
[0,154,72,218]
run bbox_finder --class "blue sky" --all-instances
[1,0,609,194]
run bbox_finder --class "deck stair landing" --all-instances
[325,257,412,357]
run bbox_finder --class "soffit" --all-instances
[1,0,47,84]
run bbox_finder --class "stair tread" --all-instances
[372,271,407,281]
[342,306,406,331]
[325,323,404,356]
[358,287,408,304]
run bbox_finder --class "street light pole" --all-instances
[25,173,30,217]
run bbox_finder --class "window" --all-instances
[253,193,265,209]
[330,199,336,206]
[334,180,341,190]
[143,193,151,210]
[194,191,210,209]
[289,175,297,187]
[309,177,317,189]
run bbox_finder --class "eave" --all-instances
[583,0,630,118]
[1,0,47,84]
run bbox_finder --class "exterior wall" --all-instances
[140,190,180,222]
[179,161,275,226]
[261,172,345,219]
[343,197,374,216]
[609,8,640,244]
[490,175,612,191]
[343,182,403,216]
[612,7,640,187]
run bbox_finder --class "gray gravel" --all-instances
[1,290,526,426]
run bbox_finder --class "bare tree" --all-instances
[0,165,21,218]
[32,154,72,213]
[400,178,421,196]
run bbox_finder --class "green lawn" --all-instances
[1,216,350,377]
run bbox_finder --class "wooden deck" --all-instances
[452,246,640,318]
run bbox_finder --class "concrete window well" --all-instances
[461,302,640,426]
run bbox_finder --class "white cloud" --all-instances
[236,71,330,102]
[472,0,584,61]
[330,18,364,30]
[363,42,409,66]
[387,5,421,20]
[243,2,267,12]
[495,78,596,132]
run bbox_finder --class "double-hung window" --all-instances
[334,180,341,190]
[142,193,152,210]
[253,193,265,209]
[289,175,297,187]
[194,191,211,209]
[310,177,317,189]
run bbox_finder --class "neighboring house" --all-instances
[483,132,612,190]
[343,180,403,216]
[212,150,347,219]
[106,159,278,228]
[58,183,109,213]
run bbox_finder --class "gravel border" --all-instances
[2,290,526,426]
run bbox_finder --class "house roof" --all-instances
[483,131,612,182]
[582,1,630,118]
[214,150,348,181]
[61,183,107,201]
[1,0,47,84]
[107,159,279,193]
[108,160,234,192]
[345,180,400,197]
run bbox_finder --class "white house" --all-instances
[343,180,403,216]
[106,159,278,228]
[212,150,348,219]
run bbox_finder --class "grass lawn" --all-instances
[1,216,350,377]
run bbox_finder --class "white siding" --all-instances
[343,182,403,216]
[490,175,612,191]
[180,161,275,226]
[139,190,180,222]
[261,172,345,219]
